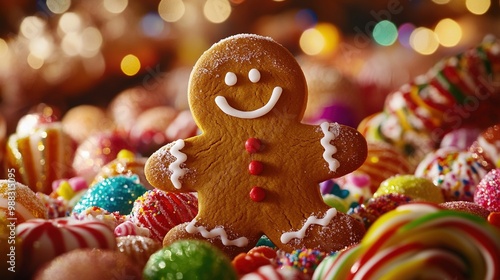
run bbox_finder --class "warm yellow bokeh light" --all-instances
[104,0,128,14]
[47,0,71,14]
[58,13,82,34]
[434,18,462,47]
[432,0,450,4]
[158,0,185,22]
[465,0,490,15]
[20,16,46,39]
[120,54,141,76]
[81,27,103,57]
[299,23,340,56]
[0,39,8,58]
[410,27,440,55]
[27,53,44,69]
[204,0,232,24]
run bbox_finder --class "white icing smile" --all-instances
[215,69,283,119]
[215,86,282,119]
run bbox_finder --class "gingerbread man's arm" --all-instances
[145,138,198,192]
[301,122,367,181]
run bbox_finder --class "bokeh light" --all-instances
[299,23,340,56]
[46,0,71,14]
[104,0,128,14]
[20,16,46,39]
[432,0,450,4]
[0,39,9,58]
[398,23,415,48]
[58,13,82,34]
[372,20,398,46]
[434,18,462,47]
[27,53,44,69]
[158,0,185,22]
[141,13,166,37]
[410,27,440,55]
[29,36,53,59]
[61,32,82,56]
[80,27,103,57]
[203,0,232,24]
[120,54,141,76]
[465,0,490,15]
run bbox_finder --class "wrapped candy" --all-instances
[359,37,500,166]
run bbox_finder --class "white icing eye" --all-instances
[225,72,237,86]
[248,68,261,83]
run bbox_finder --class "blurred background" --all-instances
[0,0,499,134]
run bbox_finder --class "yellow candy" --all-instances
[374,175,445,204]
[56,181,75,200]
[117,149,135,162]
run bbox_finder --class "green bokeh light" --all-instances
[373,20,398,46]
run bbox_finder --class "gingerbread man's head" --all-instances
[188,34,308,131]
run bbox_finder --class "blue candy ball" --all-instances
[72,176,147,214]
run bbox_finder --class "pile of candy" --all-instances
[1,36,500,280]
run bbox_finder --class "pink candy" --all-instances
[474,168,500,212]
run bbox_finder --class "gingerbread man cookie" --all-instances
[145,34,367,257]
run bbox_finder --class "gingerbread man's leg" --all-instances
[264,205,365,253]
[164,219,262,259]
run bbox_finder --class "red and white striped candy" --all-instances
[130,189,198,242]
[114,220,150,237]
[17,218,116,275]
[240,265,306,280]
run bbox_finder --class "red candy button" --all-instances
[249,160,263,175]
[249,187,266,202]
[245,138,261,153]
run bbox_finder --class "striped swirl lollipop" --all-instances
[313,203,500,280]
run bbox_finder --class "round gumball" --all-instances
[143,239,238,280]
[5,122,75,194]
[130,189,198,242]
[374,175,445,204]
[72,176,147,215]
[72,131,134,183]
[415,147,489,201]
[474,168,500,212]
[62,105,115,144]
[0,180,47,222]
[116,235,161,270]
[33,248,142,280]
[17,218,116,277]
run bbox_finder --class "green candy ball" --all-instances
[143,240,237,280]
[375,175,445,204]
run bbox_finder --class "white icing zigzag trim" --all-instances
[169,139,188,189]
[186,219,249,247]
[320,122,340,172]
[214,86,282,119]
[280,208,338,244]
